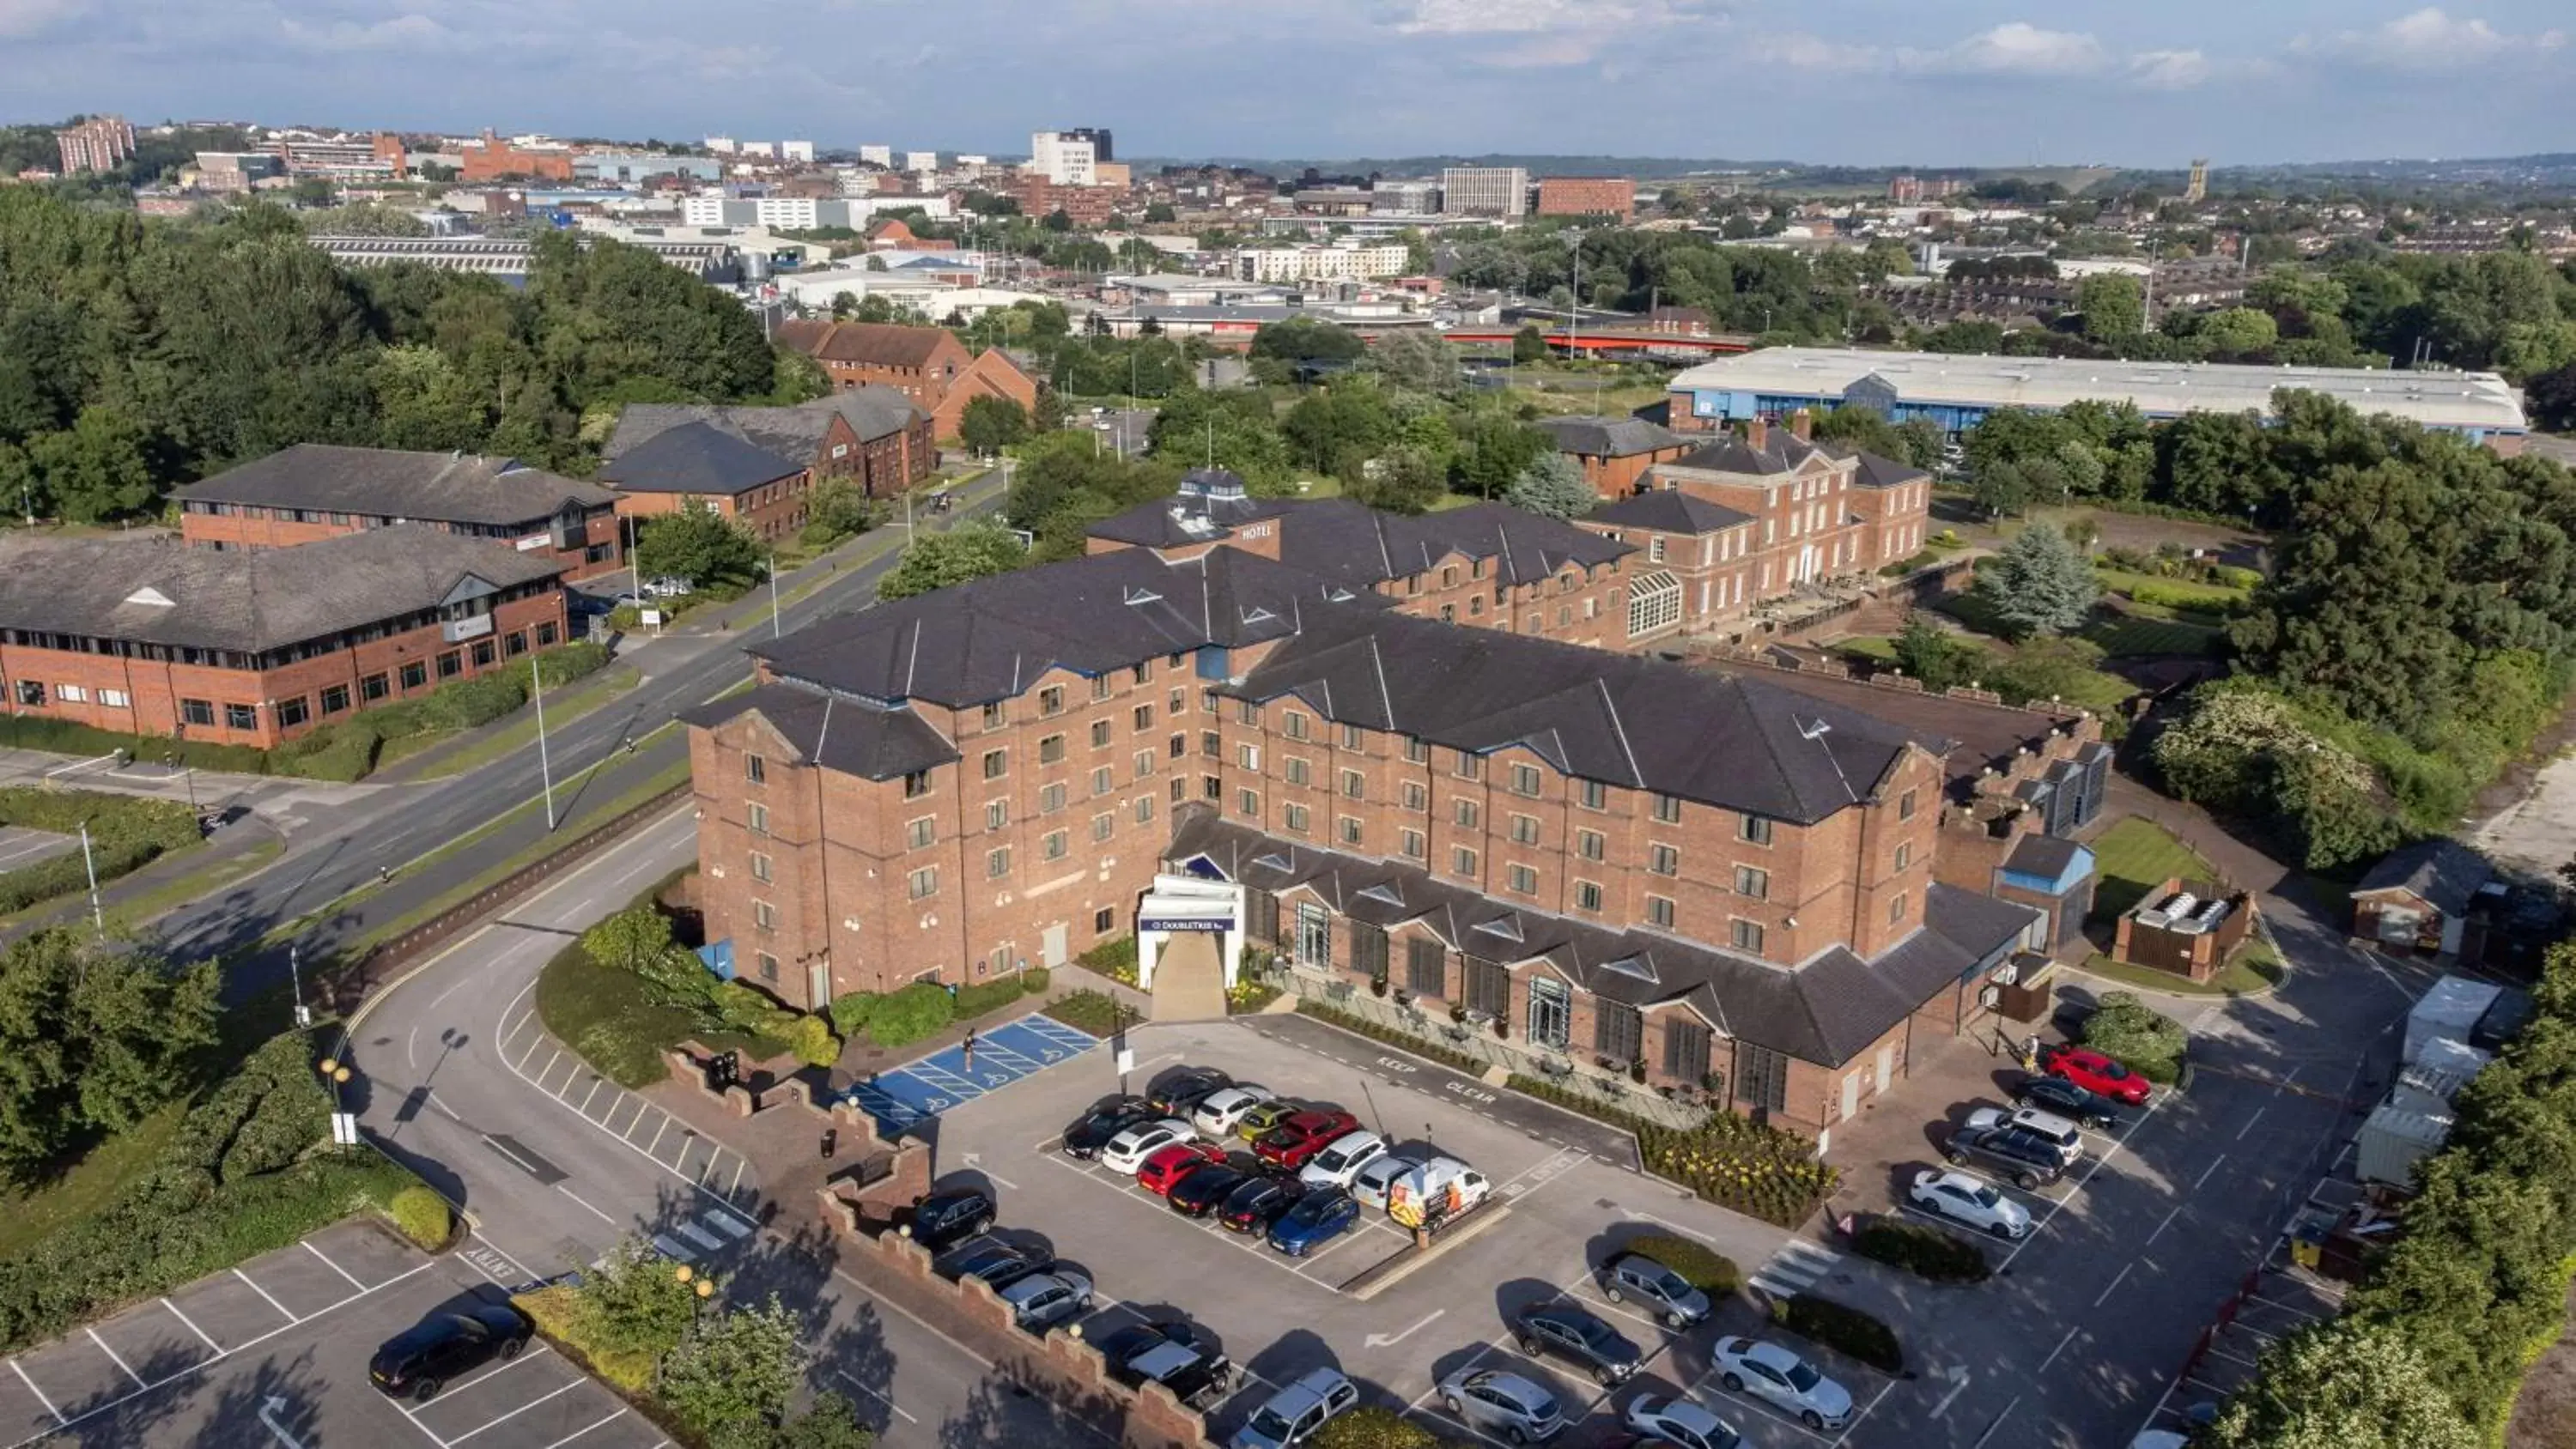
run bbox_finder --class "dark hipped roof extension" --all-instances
[0,526,565,654]
[1273,500,1632,591]
[598,421,805,496]
[1170,813,2039,1068]
[604,390,922,467]
[2354,838,2493,917]
[173,444,616,526]
[1534,415,1684,458]
[677,682,961,783]
[1589,490,1754,536]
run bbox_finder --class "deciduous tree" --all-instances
[634,503,762,590]
[877,520,1028,601]
[957,394,1029,456]
[0,931,219,1183]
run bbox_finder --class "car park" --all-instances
[368,1304,531,1401]
[1944,1116,2069,1189]
[2040,1044,2154,1106]
[1235,1100,1301,1143]
[1438,1367,1565,1443]
[1061,1095,1159,1158]
[1965,1105,2084,1167]
[1350,1149,1425,1210]
[998,1270,1094,1331]
[1624,1394,1742,1449]
[1138,1140,1228,1195]
[1230,1367,1360,1449]
[1100,1119,1197,1174]
[1516,1301,1643,1385]
[904,1185,998,1252]
[1297,1130,1389,1190]
[1218,1174,1307,1233]
[1710,1337,1852,1429]
[1267,1187,1362,1256]
[1600,1252,1713,1328]
[1253,1110,1360,1169]
[2011,1074,2123,1131]
[1148,1069,1236,1117]
[1101,1320,1238,1409]
[1909,1168,2034,1239]
[1168,1162,1257,1217]
[1193,1087,1274,1139]
[937,1238,1054,1291]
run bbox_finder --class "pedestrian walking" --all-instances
[962,1027,977,1072]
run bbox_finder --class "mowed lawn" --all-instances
[2087,815,2217,927]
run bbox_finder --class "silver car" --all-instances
[1231,1367,1359,1449]
[998,1270,1092,1332]
[1438,1367,1564,1444]
[1711,1337,1853,1430]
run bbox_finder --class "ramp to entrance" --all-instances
[1150,931,1226,1021]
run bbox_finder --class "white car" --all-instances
[1624,1394,1740,1449]
[1966,1105,2083,1167]
[1099,1119,1195,1174]
[1192,1087,1273,1140]
[1710,1337,1853,1430]
[1298,1130,1388,1190]
[1439,1367,1564,1443]
[1910,1167,2033,1240]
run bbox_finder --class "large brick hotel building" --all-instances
[683,468,2105,1139]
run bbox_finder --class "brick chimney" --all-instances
[1745,415,1770,451]
[1789,407,1814,441]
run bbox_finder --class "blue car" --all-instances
[1267,1188,1360,1257]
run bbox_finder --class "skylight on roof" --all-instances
[1472,914,1523,943]
[1124,586,1163,606]
[1600,955,1659,984]
[122,586,175,609]
[1252,851,1293,873]
[1357,882,1405,907]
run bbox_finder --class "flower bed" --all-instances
[1295,1000,1489,1076]
[1634,1117,1839,1229]
[1226,980,1283,1014]
[1077,934,1139,986]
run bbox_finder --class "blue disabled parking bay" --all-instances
[844,1013,1103,1134]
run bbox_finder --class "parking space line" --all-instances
[1831,1378,1901,1447]
[647,1115,671,1155]
[577,1079,603,1115]
[542,1407,630,1446]
[2092,1264,2134,1308]
[831,1367,921,1424]
[2193,1154,2229,1191]
[556,1184,619,1227]
[2145,1204,2184,1246]
[730,1159,748,1196]
[233,1268,300,1324]
[1998,1088,2172,1271]
[303,1239,369,1290]
[1970,1395,2023,1449]
[83,1327,144,1389]
[9,1361,63,1426]
[448,1379,585,1445]
[444,1343,551,1401]
[161,1297,222,1354]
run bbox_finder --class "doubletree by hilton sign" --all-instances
[1139,916,1233,932]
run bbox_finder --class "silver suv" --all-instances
[1439,1367,1564,1443]
[1230,1367,1359,1449]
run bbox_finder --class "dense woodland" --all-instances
[0,188,810,521]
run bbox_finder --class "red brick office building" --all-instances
[770,321,1039,444]
[600,390,937,540]
[0,527,569,749]
[1535,176,1635,220]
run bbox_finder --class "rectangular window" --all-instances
[1451,846,1479,878]
[1200,731,1220,759]
[756,951,779,983]
[1646,894,1676,928]
[1247,887,1279,944]
[1135,795,1155,824]
[1579,779,1607,810]
[1133,704,1152,731]
[1340,769,1364,799]
[1282,802,1310,834]
[1283,712,1309,741]
[1577,829,1605,862]
[1653,794,1682,824]
[1731,919,1766,954]
[535,621,558,646]
[1340,723,1362,750]
[1285,757,1311,787]
[1135,749,1153,780]
[907,817,934,849]
[1506,864,1538,895]
[751,900,777,931]
[746,755,767,785]
[904,769,933,799]
[1648,844,1679,876]
[1404,738,1430,765]
[1237,700,1260,726]
[1735,1041,1789,1112]
[1452,799,1479,829]
[982,701,1008,730]
[1665,1019,1711,1085]
[1402,782,1427,812]
[224,703,257,731]
[1575,879,1603,912]
[1091,675,1113,701]
[747,802,769,835]
[1039,734,1066,765]
[1091,812,1115,843]
[1899,789,1917,822]
[276,696,309,728]
[1039,783,1066,814]
[1352,921,1388,983]
[179,697,213,726]
[1400,828,1426,860]
[1453,754,1480,781]
[987,848,1011,878]
[1091,766,1114,797]
[1889,892,1908,923]
[1734,865,1769,900]
[1039,686,1065,716]
[1527,977,1571,1049]
[1338,815,1363,846]
[1595,1000,1642,1063]
[317,684,349,716]
[398,663,428,691]
[908,867,938,900]
[470,640,496,668]
[1510,814,1540,846]
[1464,957,1510,1017]
[1741,813,1774,846]
[1090,719,1111,749]
[435,651,462,679]
[1042,829,1068,860]
[1406,937,1445,996]
[98,688,130,709]
[1096,906,1117,934]
[1237,788,1260,819]
[1236,743,1261,771]
[53,684,85,704]
[982,749,1007,780]
[1894,842,1913,872]
[360,675,389,703]
[1133,658,1153,683]
[1510,763,1542,797]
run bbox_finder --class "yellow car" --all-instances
[1236,1100,1300,1143]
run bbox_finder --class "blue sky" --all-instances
[0,0,2566,166]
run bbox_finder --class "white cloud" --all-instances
[2293,7,2566,71]
[1901,21,2106,77]
[2128,48,2210,88]
[1391,0,1712,35]
[0,0,92,39]
[279,12,459,52]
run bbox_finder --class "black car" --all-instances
[1100,1320,1237,1410]
[1146,1069,1234,1118]
[1515,1302,1643,1385]
[369,1305,529,1400]
[1945,1122,2069,1189]
[1168,1164,1255,1218]
[1217,1173,1306,1233]
[905,1186,998,1252]
[2013,1074,2123,1131]
[936,1239,1053,1293]
[1061,1096,1158,1159]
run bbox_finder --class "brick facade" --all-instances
[1534,177,1635,220]
[179,502,623,583]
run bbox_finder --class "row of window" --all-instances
[3,597,556,675]
[8,622,559,732]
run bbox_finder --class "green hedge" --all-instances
[829,991,879,1040]
[0,787,203,914]
[1623,1233,1741,1294]
[1772,1293,1903,1373]
[1297,1000,1489,1076]
[386,1185,454,1252]
[1314,1406,1462,1449]
[1020,966,1050,994]
[1854,1220,1990,1283]
[0,716,269,774]
[1042,989,1127,1038]
[1498,1069,1838,1229]
[2080,991,2188,1084]
[952,977,1027,1019]
[1077,934,1139,986]
[865,981,956,1048]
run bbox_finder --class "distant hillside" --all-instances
[1130,153,1796,180]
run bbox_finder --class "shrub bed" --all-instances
[1772,1292,1903,1373]
[1077,934,1140,986]
[2079,991,2188,1084]
[1622,1233,1741,1294]
[1499,1074,1837,1229]
[386,1185,455,1252]
[1042,989,1127,1038]
[0,787,202,915]
[0,715,269,774]
[1313,1405,1463,1449]
[829,991,878,1040]
[1019,966,1050,994]
[1854,1219,1990,1283]
[1296,1000,1489,1076]
[1227,980,1283,1014]
[865,981,957,1048]
[952,977,1029,1020]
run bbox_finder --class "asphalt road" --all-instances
[146,470,1007,1002]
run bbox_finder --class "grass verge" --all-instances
[2077,942,2285,998]
[100,836,286,934]
[2086,815,2218,926]
[397,664,645,780]
[0,1100,187,1261]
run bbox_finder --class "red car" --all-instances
[1136,1141,1226,1195]
[2041,1044,2153,1106]
[1252,1110,1359,1168]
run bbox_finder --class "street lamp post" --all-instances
[289,943,310,1028]
[76,818,103,940]
[768,547,784,640]
[532,657,557,832]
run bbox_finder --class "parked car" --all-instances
[1100,1119,1196,1174]
[2040,1044,2154,1106]
[1297,1130,1389,1190]
[1438,1367,1564,1443]
[640,575,693,598]
[1910,1168,2033,1240]
[1236,1100,1302,1143]
[1230,1367,1360,1449]
[1061,1096,1159,1158]
[2012,1075,2123,1131]
[1192,1086,1274,1139]
[1965,1105,2083,1167]
[1138,1141,1228,1196]
[1351,1149,1425,1211]
[1387,1157,1492,1226]
[1601,1252,1714,1328]
[369,1305,530,1400]
[1168,1163,1256,1218]
[1944,1117,2069,1190]
[1218,1174,1308,1234]
[903,1186,997,1252]
[998,1270,1093,1331]
[1623,1394,1741,1449]
[1254,1110,1360,1169]
[1268,1188,1363,1256]
[1147,1069,1235,1117]
[1711,1337,1853,1430]
[1515,1302,1643,1385]
[936,1239,1053,1292]
[1102,1320,1237,1409]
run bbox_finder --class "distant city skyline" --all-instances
[0,1,2567,167]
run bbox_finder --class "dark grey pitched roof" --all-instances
[1090,482,1295,549]
[1836,448,1931,489]
[1224,605,1938,825]
[748,545,1384,708]
[679,682,959,782]
[1273,500,1632,590]
[0,526,565,654]
[811,387,923,444]
[2005,833,2085,882]
[598,421,805,496]
[2354,839,2492,916]
[1663,431,1833,478]
[1535,415,1684,458]
[172,444,614,525]
[1167,813,2037,1067]
[604,390,923,469]
[1589,490,1754,536]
